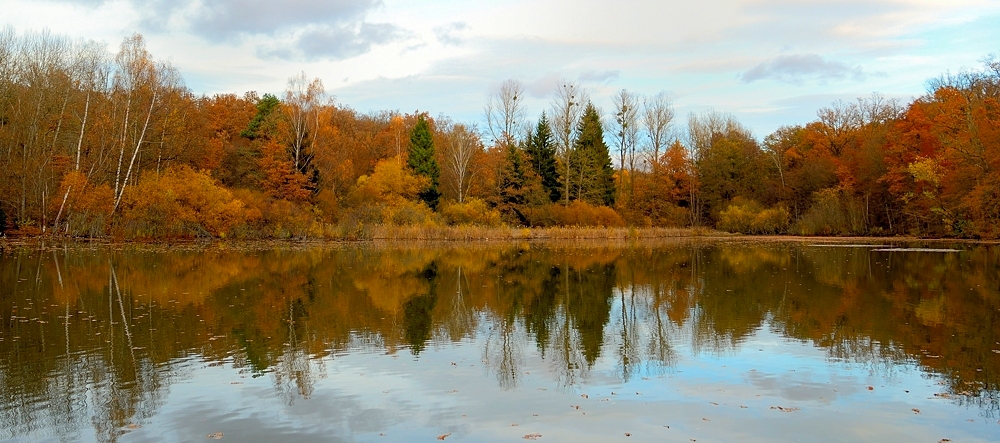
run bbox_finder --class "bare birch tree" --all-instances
[441,122,481,203]
[612,89,640,200]
[484,79,526,148]
[285,72,325,172]
[110,34,166,212]
[642,91,674,163]
[550,81,587,205]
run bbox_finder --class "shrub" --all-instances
[118,165,249,239]
[440,198,502,226]
[794,187,866,236]
[523,201,625,227]
[717,198,790,234]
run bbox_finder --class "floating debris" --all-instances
[872,248,961,252]
[207,433,223,440]
[437,433,451,440]
[807,244,887,248]
[770,406,800,412]
[523,433,542,440]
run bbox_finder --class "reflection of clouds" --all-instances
[743,369,860,403]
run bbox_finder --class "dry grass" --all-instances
[366,225,724,241]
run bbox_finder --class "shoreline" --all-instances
[2,228,998,251]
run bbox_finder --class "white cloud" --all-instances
[5,0,1000,136]
[740,54,868,84]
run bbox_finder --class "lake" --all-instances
[1,240,999,442]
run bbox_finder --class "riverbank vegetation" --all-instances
[2,28,999,240]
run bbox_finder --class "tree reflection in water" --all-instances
[1,241,999,441]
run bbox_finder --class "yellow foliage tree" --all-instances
[119,165,248,238]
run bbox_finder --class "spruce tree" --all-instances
[525,113,561,203]
[570,103,615,206]
[240,93,281,140]
[408,115,441,209]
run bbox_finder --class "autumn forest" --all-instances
[2,29,1000,240]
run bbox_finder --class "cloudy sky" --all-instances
[5,0,1000,137]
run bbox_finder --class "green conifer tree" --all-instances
[570,103,615,206]
[525,113,562,203]
[408,115,441,209]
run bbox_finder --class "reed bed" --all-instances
[366,225,722,241]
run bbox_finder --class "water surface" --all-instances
[1,240,999,442]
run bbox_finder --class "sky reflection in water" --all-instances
[1,241,998,442]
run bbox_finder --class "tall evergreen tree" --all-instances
[570,103,615,206]
[240,93,281,140]
[407,115,441,209]
[524,113,561,203]
[495,144,546,225]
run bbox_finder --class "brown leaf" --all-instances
[207,433,223,440]
[437,433,451,440]
[523,433,542,440]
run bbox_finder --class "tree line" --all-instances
[1,28,999,239]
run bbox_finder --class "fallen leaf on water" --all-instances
[207,433,223,440]
[939,439,951,442]
[770,406,800,412]
[702,418,710,421]
[625,432,631,437]
[867,386,874,391]
[510,423,518,427]
[571,405,580,410]
[581,394,588,399]
[740,405,748,409]
[912,408,921,414]
[437,433,451,440]
[523,433,542,440]
[710,402,719,406]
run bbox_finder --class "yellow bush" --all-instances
[717,198,789,234]
[440,198,502,226]
[119,165,248,238]
[524,201,625,227]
